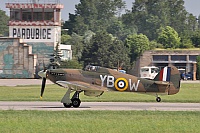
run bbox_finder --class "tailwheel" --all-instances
[63,103,72,108]
[156,97,161,102]
[71,98,81,108]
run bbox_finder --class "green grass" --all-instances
[0,83,199,102]
[0,84,199,133]
[0,110,200,133]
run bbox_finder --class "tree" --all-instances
[81,31,130,68]
[107,18,124,38]
[109,39,130,69]
[157,26,180,49]
[190,30,200,47]
[122,0,170,40]
[125,34,150,62]
[60,60,83,69]
[167,0,188,33]
[49,42,63,69]
[107,17,136,41]
[122,0,193,41]
[85,31,113,67]
[0,10,9,36]
[61,34,71,44]
[63,0,126,35]
[185,13,198,32]
[65,33,83,60]
[83,30,95,44]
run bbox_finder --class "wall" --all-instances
[0,37,37,78]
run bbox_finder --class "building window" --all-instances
[153,55,168,61]
[10,9,21,21]
[33,12,43,21]
[171,55,186,61]
[189,55,197,61]
[22,9,32,21]
[44,12,53,21]
[33,8,43,21]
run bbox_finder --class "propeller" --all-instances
[40,77,46,99]
[38,61,47,99]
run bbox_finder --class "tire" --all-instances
[63,103,72,108]
[156,97,161,102]
[71,98,81,108]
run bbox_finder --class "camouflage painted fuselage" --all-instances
[46,65,181,95]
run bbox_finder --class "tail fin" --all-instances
[154,65,181,94]
[157,66,171,82]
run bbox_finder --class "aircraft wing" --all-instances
[56,81,107,91]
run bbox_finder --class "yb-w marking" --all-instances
[100,75,140,91]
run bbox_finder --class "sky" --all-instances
[1,0,200,21]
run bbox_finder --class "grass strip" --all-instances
[0,83,199,102]
[0,110,199,133]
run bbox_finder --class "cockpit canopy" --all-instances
[84,65,100,71]
[84,65,126,74]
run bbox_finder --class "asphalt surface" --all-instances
[0,79,199,111]
[0,79,53,86]
[0,101,199,111]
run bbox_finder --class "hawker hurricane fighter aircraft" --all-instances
[38,65,181,108]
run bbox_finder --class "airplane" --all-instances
[38,65,181,108]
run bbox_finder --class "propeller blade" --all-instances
[43,60,47,71]
[39,61,47,99]
[40,77,46,99]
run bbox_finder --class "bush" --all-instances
[60,60,83,69]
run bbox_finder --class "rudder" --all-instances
[154,65,181,90]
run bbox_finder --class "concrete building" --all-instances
[0,37,37,78]
[60,44,72,61]
[133,50,200,80]
[0,0,64,78]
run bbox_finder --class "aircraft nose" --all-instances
[38,70,47,78]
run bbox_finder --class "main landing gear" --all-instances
[62,89,82,108]
[63,98,81,108]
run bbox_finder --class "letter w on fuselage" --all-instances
[100,75,140,92]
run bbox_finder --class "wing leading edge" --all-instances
[56,81,107,91]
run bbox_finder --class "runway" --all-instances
[0,101,199,111]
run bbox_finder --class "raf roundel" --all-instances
[114,78,128,91]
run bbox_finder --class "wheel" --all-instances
[71,98,81,108]
[156,97,161,102]
[63,103,72,108]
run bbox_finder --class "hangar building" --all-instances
[133,50,200,80]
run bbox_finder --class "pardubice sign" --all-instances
[9,26,57,42]
[12,28,51,39]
